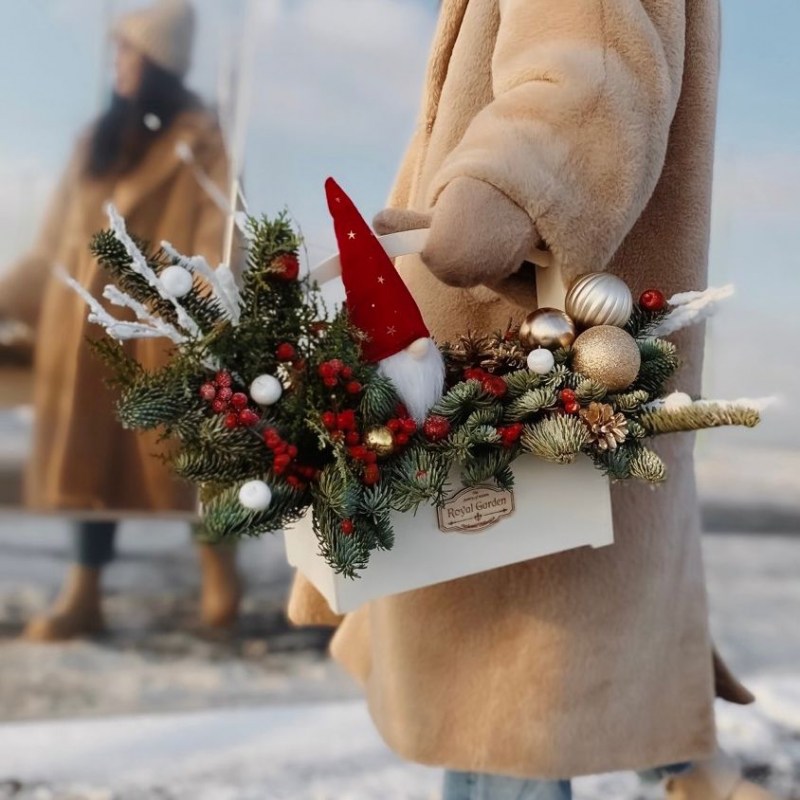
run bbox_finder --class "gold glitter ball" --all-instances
[571,326,641,392]
[364,425,395,458]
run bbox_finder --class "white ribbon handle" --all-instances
[309,228,567,309]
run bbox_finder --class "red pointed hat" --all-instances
[325,177,430,363]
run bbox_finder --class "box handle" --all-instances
[309,228,567,311]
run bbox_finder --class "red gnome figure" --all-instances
[325,178,445,423]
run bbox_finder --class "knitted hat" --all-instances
[325,177,431,364]
[113,0,195,78]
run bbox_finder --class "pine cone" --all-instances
[580,402,628,451]
[478,334,528,374]
[442,332,490,382]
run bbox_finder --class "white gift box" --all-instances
[283,230,614,614]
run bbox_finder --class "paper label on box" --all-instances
[436,485,515,534]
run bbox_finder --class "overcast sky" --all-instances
[1,0,798,445]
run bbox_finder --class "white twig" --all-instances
[650,285,735,337]
[102,285,186,343]
[106,204,200,336]
[646,392,779,413]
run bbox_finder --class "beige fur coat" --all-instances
[0,110,229,515]
[290,0,744,779]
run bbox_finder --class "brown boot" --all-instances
[22,565,105,642]
[197,542,241,628]
[665,753,777,800]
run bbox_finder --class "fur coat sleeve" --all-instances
[428,0,686,282]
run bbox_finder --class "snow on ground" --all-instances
[0,691,798,800]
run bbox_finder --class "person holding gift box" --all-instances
[289,1,775,798]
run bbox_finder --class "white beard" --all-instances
[378,339,445,424]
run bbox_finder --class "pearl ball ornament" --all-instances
[565,272,633,328]
[250,374,283,406]
[571,326,641,391]
[160,265,194,297]
[527,348,555,374]
[238,480,272,511]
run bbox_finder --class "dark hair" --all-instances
[86,59,200,179]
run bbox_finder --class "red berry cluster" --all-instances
[423,415,451,442]
[559,388,581,415]
[321,408,357,436]
[318,359,362,394]
[464,367,508,398]
[386,414,418,449]
[272,253,299,281]
[262,427,318,491]
[497,422,524,448]
[200,371,260,430]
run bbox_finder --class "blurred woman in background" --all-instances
[0,0,242,641]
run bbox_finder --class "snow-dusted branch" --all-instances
[649,285,735,337]
[102,285,187,344]
[58,267,187,344]
[106,204,200,336]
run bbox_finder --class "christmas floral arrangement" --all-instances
[67,179,762,577]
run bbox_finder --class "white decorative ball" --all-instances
[527,348,555,374]
[160,265,194,297]
[238,480,272,511]
[664,392,693,409]
[250,374,283,406]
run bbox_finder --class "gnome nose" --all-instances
[407,338,431,361]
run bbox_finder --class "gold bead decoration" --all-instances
[565,273,633,328]
[364,425,395,458]
[571,326,641,392]
[518,308,576,351]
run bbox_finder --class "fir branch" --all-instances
[609,389,651,412]
[505,387,557,422]
[634,338,679,395]
[359,373,399,426]
[390,445,451,512]
[575,379,608,403]
[430,380,496,423]
[629,447,667,483]
[504,369,545,399]
[461,448,515,489]
[521,415,590,464]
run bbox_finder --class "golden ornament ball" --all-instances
[565,272,633,328]
[571,326,641,392]
[518,308,576,351]
[364,425,395,458]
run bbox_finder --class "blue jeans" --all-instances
[443,764,691,799]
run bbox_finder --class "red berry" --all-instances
[395,432,409,447]
[484,376,508,398]
[565,400,581,414]
[211,398,228,414]
[464,368,486,382]
[223,412,239,430]
[395,403,409,419]
[341,519,355,536]
[263,428,281,448]
[340,366,354,380]
[273,253,300,281]
[321,412,338,431]
[349,445,369,462]
[364,451,378,465]
[215,370,232,388]
[337,410,356,431]
[363,464,380,486]
[238,408,260,427]
[345,431,361,446]
[401,418,417,435]
[323,376,338,389]
[217,386,233,402]
[318,363,336,379]
[387,419,402,433]
[274,453,292,469]
[639,288,667,312]
[560,388,577,405]
[287,444,298,459]
[286,475,306,491]
[231,392,249,411]
[329,359,345,374]
[423,416,451,442]
[276,343,297,362]
[199,383,216,402]
[346,381,363,395]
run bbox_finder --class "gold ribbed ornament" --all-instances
[364,425,395,458]
[518,308,576,351]
[565,273,633,328]
[571,326,641,392]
